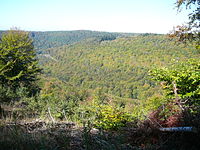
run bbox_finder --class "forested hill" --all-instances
[40,35,199,100]
[0,29,197,100]
[0,30,143,52]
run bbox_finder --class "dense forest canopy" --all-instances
[38,34,198,100]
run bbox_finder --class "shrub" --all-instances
[93,105,133,130]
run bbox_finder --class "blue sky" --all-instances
[0,0,190,33]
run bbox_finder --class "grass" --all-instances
[1,118,200,150]
[0,120,78,150]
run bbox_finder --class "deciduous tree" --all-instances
[170,0,200,50]
[0,29,41,94]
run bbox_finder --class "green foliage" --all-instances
[0,29,41,95]
[22,78,135,129]
[0,85,30,104]
[170,0,200,51]
[150,59,200,99]
[132,95,167,120]
[150,59,200,112]
[93,104,133,130]
[20,77,89,121]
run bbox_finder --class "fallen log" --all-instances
[159,127,198,133]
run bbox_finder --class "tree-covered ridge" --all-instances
[41,35,199,100]
[1,30,143,53]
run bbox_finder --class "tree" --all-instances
[147,1,200,126]
[176,0,199,26]
[150,60,200,112]
[0,29,41,94]
[170,0,200,50]
[162,1,200,107]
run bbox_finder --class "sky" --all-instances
[0,0,190,34]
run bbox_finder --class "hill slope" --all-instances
[40,35,199,100]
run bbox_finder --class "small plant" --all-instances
[94,105,133,130]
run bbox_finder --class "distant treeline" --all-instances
[0,30,160,53]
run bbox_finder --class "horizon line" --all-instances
[0,28,165,34]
